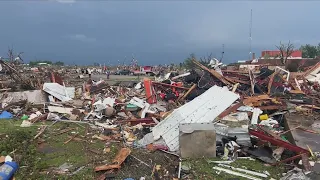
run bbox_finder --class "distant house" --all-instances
[141,66,153,72]
[227,50,320,71]
[261,50,302,59]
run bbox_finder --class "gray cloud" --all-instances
[67,34,96,43]
[0,1,320,65]
[55,0,76,4]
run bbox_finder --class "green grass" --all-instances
[185,157,284,180]
[0,119,109,179]
[1,120,283,180]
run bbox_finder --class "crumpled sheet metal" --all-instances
[43,83,74,102]
[152,85,239,151]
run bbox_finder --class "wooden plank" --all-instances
[258,105,286,110]
[267,72,277,94]
[218,102,243,119]
[243,95,271,105]
[94,147,131,172]
[192,59,231,86]
[112,148,131,165]
[54,128,75,136]
[178,84,197,101]
[94,164,121,172]
[34,125,47,140]
[64,133,78,144]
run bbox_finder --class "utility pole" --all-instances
[249,9,253,60]
[220,44,225,62]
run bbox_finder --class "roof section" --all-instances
[261,50,302,58]
[152,85,239,151]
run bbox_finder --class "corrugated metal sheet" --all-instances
[152,85,240,151]
[43,83,73,102]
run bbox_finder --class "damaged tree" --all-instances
[184,53,214,69]
[7,47,24,65]
[275,41,294,65]
[0,60,35,90]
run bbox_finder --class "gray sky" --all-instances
[0,1,319,65]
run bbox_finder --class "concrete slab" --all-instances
[180,129,216,158]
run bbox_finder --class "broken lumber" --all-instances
[54,128,75,136]
[94,148,131,172]
[178,83,197,101]
[192,59,231,86]
[34,125,47,140]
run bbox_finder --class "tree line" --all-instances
[300,43,320,58]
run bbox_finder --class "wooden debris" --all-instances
[267,72,277,94]
[232,83,239,92]
[290,90,304,94]
[93,134,112,141]
[94,164,121,172]
[30,113,48,123]
[258,105,286,110]
[104,148,111,153]
[34,125,48,140]
[147,144,155,152]
[88,149,101,154]
[218,102,243,119]
[279,125,301,135]
[0,156,5,163]
[94,147,131,172]
[112,147,131,165]
[297,127,319,134]
[192,58,231,86]
[243,95,271,105]
[54,128,75,136]
[67,135,85,142]
[178,83,196,101]
[130,154,151,167]
[64,133,78,144]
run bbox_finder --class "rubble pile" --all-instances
[1,59,320,179]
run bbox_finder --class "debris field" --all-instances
[1,58,320,180]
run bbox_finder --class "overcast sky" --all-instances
[0,1,319,65]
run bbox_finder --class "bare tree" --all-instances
[276,41,294,65]
[199,53,212,65]
[7,47,14,62]
[7,47,24,65]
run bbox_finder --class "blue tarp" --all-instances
[0,111,13,119]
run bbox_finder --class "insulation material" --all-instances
[0,90,46,104]
[48,106,84,114]
[152,85,239,151]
